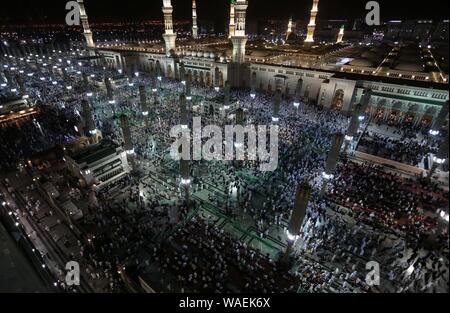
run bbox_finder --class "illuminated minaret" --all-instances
[231,0,248,64]
[192,0,198,39]
[77,0,95,48]
[336,25,344,43]
[228,1,236,39]
[286,17,293,41]
[305,0,319,44]
[162,0,177,54]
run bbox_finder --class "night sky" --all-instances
[1,0,448,25]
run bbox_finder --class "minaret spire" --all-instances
[336,24,345,43]
[230,0,248,63]
[305,0,319,44]
[162,0,177,54]
[77,0,95,48]
[192,0,198,39]
[229,1,236,39]
[286,17,293,41]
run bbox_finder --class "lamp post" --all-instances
[428,132,449,179]
[272,89,281,123]
[321,133,344,194]
[293,79,303,108]
[282,181,312,266]
[139,85,149,127]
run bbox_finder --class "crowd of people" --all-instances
[0,48,448,294]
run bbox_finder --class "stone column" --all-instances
[282,181,312,265]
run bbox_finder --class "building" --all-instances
[77,0,448,127]
[65,139,131,191]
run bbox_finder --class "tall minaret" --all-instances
[162,0,177,54]
[231,0,248,64]
[305,0,319,44]
[228,1,236,39]
[77,0,95,48]
[336,25,344,43]
[192,0,198,39]
[286,17,293,41]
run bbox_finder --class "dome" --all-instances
[393,62,425,72]
[348,58,375,67]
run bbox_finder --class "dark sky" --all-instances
[1,0,448,25]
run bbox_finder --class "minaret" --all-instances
[286,17,293,41]
[231,0,248,64]
[192,0,198,39]
[305,0,319,44]
[336,25,345,43]
[229,1,236,39]
[162,0,177,55]
[77,0,95,48]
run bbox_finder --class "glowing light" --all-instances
[286,230,299,242]
[181,178,191,185]
[322,172,334,180]
[272,117,279,122]
[429,129,440,136]
[433,156,446,164]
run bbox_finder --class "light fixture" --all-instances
[433,156,446,165]
[286,230,299,242]
[429,129,440,136]
[181,178,191,185]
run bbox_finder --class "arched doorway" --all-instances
[206,72,211,87]
[374,99,387,120]
[422,106,437,128]
[199,72,205,86]
[304,85,311,99]
[331,89,345,111]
